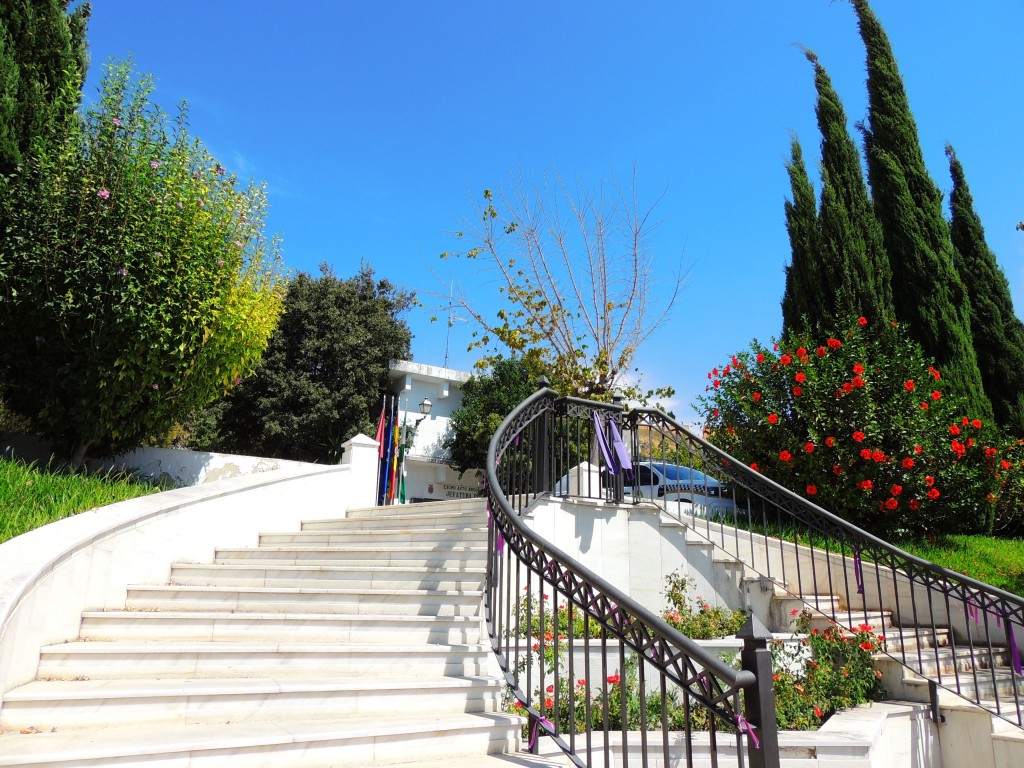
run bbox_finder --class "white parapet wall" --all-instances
[0,456,358,706]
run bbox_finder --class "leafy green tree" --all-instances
[851,0,991,421]
[0,61,286,464]
[442,356,536,476]
[190,265,414,463]
[441,172,682,401]
[698,318,999,538]
[0,0,90,174]
[807,50,892,327]
[946,145,1024,434]
[781,138,820,337]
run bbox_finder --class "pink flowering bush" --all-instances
[698,318,999,538]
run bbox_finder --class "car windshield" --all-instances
[648,463,721,488]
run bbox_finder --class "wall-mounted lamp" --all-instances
[419,397,432,416]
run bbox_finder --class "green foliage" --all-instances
[662,572,747,639]
[852,0,991,422]
[189,264,413,463]
[0,0,90,174]
[0,61,287,462]
[780,139,820,339]
[946,145,1024,435]
[0,456,157,544]
[771,611,886,729]
[442,356,536,475]
[698,318,999,538]
[897,534,1024,596]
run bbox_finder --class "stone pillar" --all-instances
[341,433,380,511]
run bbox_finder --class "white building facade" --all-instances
[380,360,481,504]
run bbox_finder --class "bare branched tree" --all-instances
[440,169,685,400]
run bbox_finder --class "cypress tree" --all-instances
[808,49,892,325]
[781,138,820,337]
[946,145,1024,433]
[0,0,90,174]
[851,0,991,420]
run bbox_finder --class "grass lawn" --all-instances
[0,457,158,545]
[897,534,1024,598]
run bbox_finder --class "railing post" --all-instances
[737,615,780,768]
[533,377,551,493]
[611,394,625,503]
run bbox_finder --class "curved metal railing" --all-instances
[621,405,1024,729]
[485,386,776,768]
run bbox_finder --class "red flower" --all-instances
[904,380,915,391]
[972,419,983,429]
[790,609,800,616]
[843,382,854,393]
[756,353,765,363]
[577,678,586,687]
[860,448,873,460]
[853,363,865,375]
[727,426,735,435]
[795,371,807,383]
[927,487,941,500]
[753,392,761,402]
[827,337,842,350]
[713,379,720,388]
[545,697,554,708]
[806,485,817,495]
[914,445,923,454]
[931,390,942,401]
[1001,459,1011,470]
[852,376,865,388]
[925,476,935,486]
[814,706,823,718]
[607,674,620,684]
[949,424,960,436]
[890,485,902,496]
[779,450,793,462]
[872,450,885,463]
[858,479,873,490]
[902,457,915,469]
[546,685,554,693]
[929,366,941,381]
[908,499,921,511]
[713,408,719,418]
[804,442,815,453]
[852,431,865,442]
[780,354,792,366]
[833,465,843,476]
[859,640,874,650]
[920,401,930,410]
[857,316,867,326]
[767,413,778,424]
[816,346,827,357]
[825,436,836,448]
[793,386,803,396]
[884,498,898,510]
[750,462,759,472]
[796,347,807,357]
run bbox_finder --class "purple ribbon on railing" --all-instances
[736,714,760,750]
[609,418,633,478]
[852,546,864,595]
[593,411,616,472]
[1003,609,1023,675]
[695,671,710,696]
[528,715,554,750]
[495,529,505,554]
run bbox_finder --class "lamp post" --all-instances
[404,397,431,450]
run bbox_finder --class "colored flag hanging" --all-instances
[374,394,387,459]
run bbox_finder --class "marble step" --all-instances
[880,626,951,654]
[215,544,486,567]
[0,675,503,730]
[344,500,487,520]
[37,641,494,680]
[306,511,487,531]
[805,609,893,633]
[79,610,483,644]
[168,562,485,590]
[258,527,488,546]
[0,711,522,767]
[124,584,484,616]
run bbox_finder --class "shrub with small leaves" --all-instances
[0,61,286,462]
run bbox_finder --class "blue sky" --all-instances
[81,1,1024,421]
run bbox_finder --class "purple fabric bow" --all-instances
[852,546,864,595]
[736,714,761,750]
[528,715,554,750]
[593,411,616,473]
[609,418,633,476]
[1003,609,1023,675]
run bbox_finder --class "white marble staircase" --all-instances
[0,499,571,767]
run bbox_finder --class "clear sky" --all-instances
[80,1,1024,421]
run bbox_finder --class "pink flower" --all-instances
[150,160,160,169]
[97,188,110,199]
[112,117,122,127]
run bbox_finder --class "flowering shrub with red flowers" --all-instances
[697,319,999,538]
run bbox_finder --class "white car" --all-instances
[622,462,735,515]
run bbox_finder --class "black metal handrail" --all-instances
[485,385,779,768]
[622,405,1024,729]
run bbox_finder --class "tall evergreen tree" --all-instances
[0,0,90,174]
[946,145,1024,433]
[808,49,892,325]
[781,138,820,337]
[851,0,991,420]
